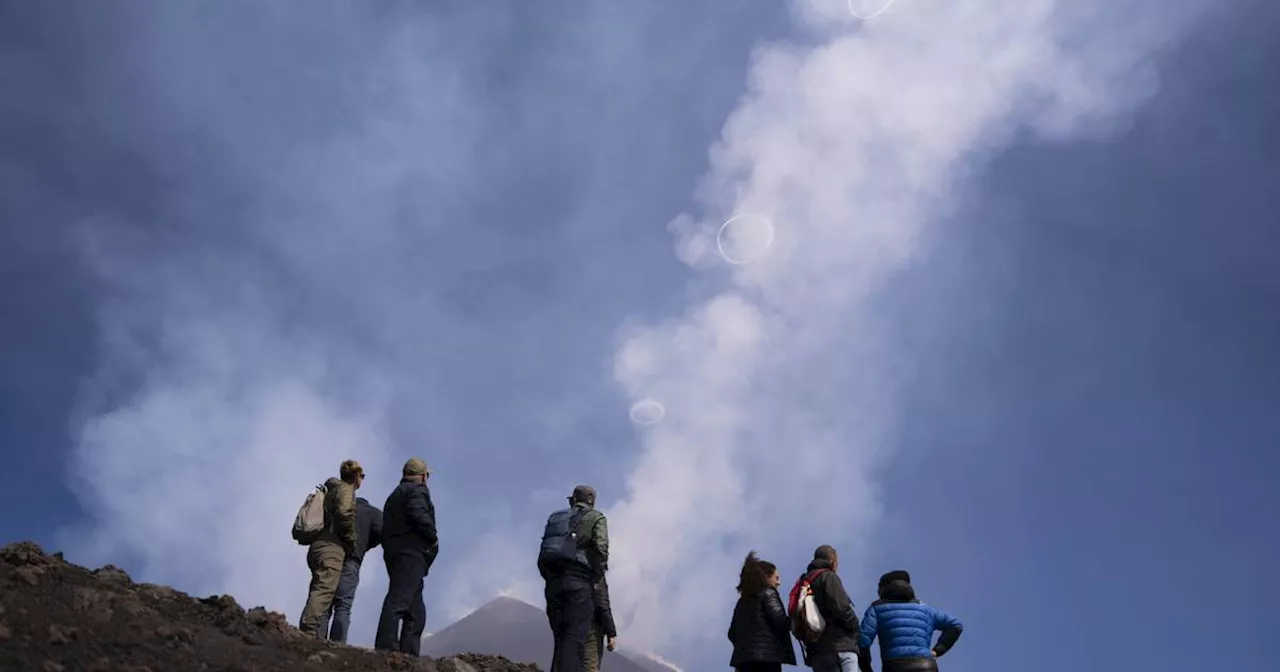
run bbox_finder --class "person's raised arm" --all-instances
[858,605,878,651]
[858,605,878,672]
[930,607,963,657]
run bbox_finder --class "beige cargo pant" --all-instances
[582,620,605,672]
[298,539,345,636]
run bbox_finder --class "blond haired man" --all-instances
[298,459,362,636]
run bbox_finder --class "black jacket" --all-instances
[593,576,617,638]
[381,478,439,569]
[350,497,383,562]
[728,587,797,666]
[802,559,860,658]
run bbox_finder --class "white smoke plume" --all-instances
[603,0,1205,655]
[52,0,1209,666]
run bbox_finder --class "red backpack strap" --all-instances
[788,576,807,611]
[804,568,829,584]
[790,568,830,611]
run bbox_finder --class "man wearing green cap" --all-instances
[375,457,439,655]
[538,484,609,672]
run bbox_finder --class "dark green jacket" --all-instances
[317,477,357,550]
[573,503,609,576]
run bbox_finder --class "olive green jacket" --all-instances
[318,477,357,550]
[573,502,609,575]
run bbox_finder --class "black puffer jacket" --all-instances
[802,559,860,659]
[381,478,439,570]
[728,587,797,666]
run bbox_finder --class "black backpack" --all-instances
[537,506,588,577]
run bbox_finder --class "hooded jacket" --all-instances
[858,577,962,672]
[799,558,860,658]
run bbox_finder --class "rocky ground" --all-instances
[0,541,540,672]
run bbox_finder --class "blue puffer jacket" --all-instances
[859,601,963,660]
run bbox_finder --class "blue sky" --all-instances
[2,1,1277,671]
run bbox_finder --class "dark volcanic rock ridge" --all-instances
[0,540,537,672]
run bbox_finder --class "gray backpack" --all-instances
[291,483,327,545]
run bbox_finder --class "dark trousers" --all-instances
[324,558,362,643]
[883,658,940,672]
[737,664,783,672]
[375,551,428,655]
[545,574,595,672]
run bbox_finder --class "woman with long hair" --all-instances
[728,551,798,671]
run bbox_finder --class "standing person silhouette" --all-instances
[728,551,797,671]
[374,458,438,655]
[538,485,608,672]
[857,570,963,672]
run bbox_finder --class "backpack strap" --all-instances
[791,568,829,603]
[800,568,830,611]
[792,568,831,662]
[802,568,829,586]
[568,507,589,549]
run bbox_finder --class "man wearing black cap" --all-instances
[857,570,963,672]
[538,485,609,672]
[375,457,439,655]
